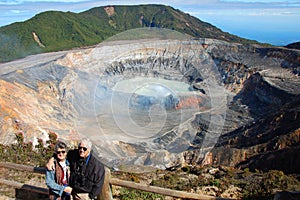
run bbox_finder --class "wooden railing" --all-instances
[0,162,234,200]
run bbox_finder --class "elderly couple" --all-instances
[45,138,105,200]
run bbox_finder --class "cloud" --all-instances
[0,0,91,4]
[177,0,300,15]
[9,9,26,14]
[0,0,20,5]
[221,0,299,2]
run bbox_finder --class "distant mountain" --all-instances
[285,42,300,50]
[0,4,261,63]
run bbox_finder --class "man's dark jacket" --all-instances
[67,149,105,199]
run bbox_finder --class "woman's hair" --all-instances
[54,141,68,153]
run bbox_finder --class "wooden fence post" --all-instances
[97,167,113,200]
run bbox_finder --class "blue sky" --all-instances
[0,0,299,46]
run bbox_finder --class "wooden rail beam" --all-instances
[0,178,48,195]
[0,162,45,174]
[110,178,232,200]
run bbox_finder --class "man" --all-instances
[47,138,105,200]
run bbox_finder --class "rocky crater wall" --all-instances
[0,37,299,172]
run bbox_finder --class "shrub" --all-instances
[241,170,300,200]
[0,131,58,167]
[118,188,164,200]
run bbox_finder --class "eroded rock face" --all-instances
[1,36,299,171]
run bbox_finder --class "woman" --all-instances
[46,141,73,200]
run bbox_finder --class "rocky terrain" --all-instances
[286,41,300,50]
[0,29,300,174]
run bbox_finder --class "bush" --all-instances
[0,131,58,167]
[241,170,300,200]
[118,188,164,200]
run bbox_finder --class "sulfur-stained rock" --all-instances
[0,36,300,172]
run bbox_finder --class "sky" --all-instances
[0,0,299,46]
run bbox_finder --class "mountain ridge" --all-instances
[285,41,300,50]
[0,4,262,63]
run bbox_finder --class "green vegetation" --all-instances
[1,133,299,199]
[0,131,57,166]
[118,189,165,200]
[148,165,300,200]
[0,132,56,198]
[241,170,300,200]
[0,4,262,63]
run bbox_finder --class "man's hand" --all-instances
[88,193,96,200]
[64,186,72,194]
[45,157,55,170]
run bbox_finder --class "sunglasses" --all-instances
[78,147,88,151]
[56,150,66,154]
